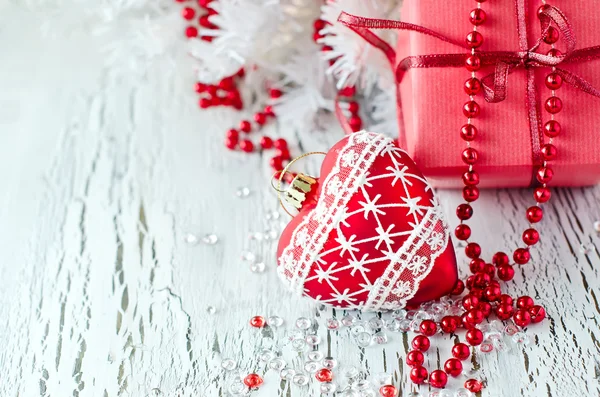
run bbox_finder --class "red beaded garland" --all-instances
[516,295,535,309]
[429,370,449,388]
[529,305,547,323]
[545,97,563,114]
[465,328,484,346]
[462,147,479,164]
[465,242,482,258]
[444,358,463,377]
[534,187,551,203]
[440,316,459,334]
[457,204,474,221]
[419,320,437,336]
[451,280,466,295]
[465,55,481,71]
[544,120,561,137]
[455,224,472,240]
[463,101,481,118]
[469,9,487,25]
[545,72,563,90]
[496,302,515,320]
[523,228,540,245]
[452,343,471,360]
[461,124,478,141]
[410,366,428,385]
[466,31,484,48]
[412,335,431,352]
[406,350,425,367]
[465,379,483,393]
[514,309,532,327]
[239,140,254,153]
[513,248,531,265]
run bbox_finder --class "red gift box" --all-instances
[340,0,600,188]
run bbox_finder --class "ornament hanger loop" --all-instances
[270,151,326,217]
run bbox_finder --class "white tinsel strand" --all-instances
[319,0,400,92]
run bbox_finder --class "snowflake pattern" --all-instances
[278,131,450,310]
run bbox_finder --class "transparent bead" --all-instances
[594,221,600,233]
[385,318,401,332]
[398,319,411,332]
[492,338,510,352]
[409,320,421,332]
[479,342,494,353]
[489,319,503,331]
[149,388,163,397]
[367,317,384,330]
[267,316,284,327]
[504,324,520,336]
[228,381,247,395]
[354,379,371,390]
[360,390,377,397]
[439,390,453,397]
[291,339,307,352]
[342,365,359,379]
[286,330,305,341]
[259,349,275,362]
[579,243,596,255]
[341,314,356,326]
[512,332,531,345]
[326,318,341,330]
[320,382,337,394]
[356,332,372,348]
[250,262,266,273]
[484,330,502,342]
[339,388,361,397]
[280,368,296,380]
[322,357,338,369]
[393,308,408,319]
[431,303,447,315]
[454,388,474,397]
[351,324,366,336]
[414,310,432,321]
[372,372,392,386]
[206,305,216,314]
[295,317,312,330]
[307,351,324,362]
[221,358,237,371]
[241,251,256,263]
[439,296,453,306]
[269,357,286,371]
[372,331,388,345]
[305,334,321,346]
[428,391,441,397]
[184,233,199,245]
[200,234,217,245]
[236,187,251,198]
[292,372,310,386]
[304,361,319,373]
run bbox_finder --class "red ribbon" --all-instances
[337,1,600,185]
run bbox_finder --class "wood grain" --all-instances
[0,4,599,397]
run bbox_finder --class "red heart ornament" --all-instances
[277,132,458,311]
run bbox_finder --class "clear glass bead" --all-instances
[320,382,337,394]
[286,330,305,341]
[236,187,251,198]
[228,381,247,395]
[414,310,432,321]
[409,320,421,332]
[360,390,377,397]
[342,365,359,379]
[280,368,296,380]
[492,338,510,352]
[594,221,600,233]
[221,358,237,371]
[439,390,453,397]
[512,332,531,345]
[183,233,199,245]
[326,318,341,330]
[259,349,275,362]
[322,357,338,369]
[428,391,441,397]
[268,357,286,371]
[267,315,284,327]
[385,318,401,332]
[201,233,218,245]
[398,319,411,332]
[341,314,356,326]
[206,305,216,314]
[305,334,321,346]
[149,388,163,397]
[479,342,494,353]
[307,351,324,362]
[351,324,366,336]
[295,317,312,330]
[372,331,388,345]
[431,303,447,315]
[241,251,256,263]
[504,324,520,336]
[367,317,384,330]
[579,243,596,255]
[304,361,320,373]
[292,372,310,386]
[291,339,307,352]
[339,388,361,397]
[393,308,408,319]
[354,379,371,390]
[372,372,392,386]
[454,388,474,397]
[250,262,266,273]
[356,332,372,348]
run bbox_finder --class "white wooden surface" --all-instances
[1,4,600,397]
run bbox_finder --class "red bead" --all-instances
[514,309,532,327]
[410,366,428,384]
[514,248,530,265]
[264,105,275,117]
[523,228,540,245]
[185,26,198,38]
[469,258,485,273]
[526,206,544,223]
[451,280,465,295]
[537,4,551,17]
[197,0,212,7]
[463,101,481,118]
[276,148,291,160]
[500,294,514,305]
[462,147,479,164]
[199,97,211,108]
[462,295,479,310]
[529,305,546,323]
[516,295,535,310]
[466,309,484,325]
[444,358,463,377]
[348,101,359,113]
[270,156,284,171]
[455,224,471,241]
[547,48,563,58]
[249,316,265,328]
[429,370,448,389]
[469,287,483,299]
[243,373,263,389]
[194,82,207,93]
[273,138,287,149]
[465,379,483,393]
[465,328,484,346]
[312,32,324,42]
[465,242,481,258]
[412,335,431,352]
[541,144,558,161]
[496,302,515,320]
[349,115,363,132]
[462,170,480,186]
[338,86,356,97]
[420,320,437,336]
[225,137,237,150]
[497,264,515,281]
[379,385,399,397]
[452,343,471,360]
[239,120,252,133]
[239,140,254,153]
[218,77,234,92]
[534,187,551,203]
[536,166,554,185]
[464,77,482,95]
[483,263,496,277]
[260,136,273,149]
[440,316,459,333]
[483,285,501,302]
[544,26,560,44]
[545,72,563,90]
[466,31,484,48]
[254,112,267,125]
[457,203,474,221]
[469,8,487,26]
[463,186,480,202]
[465,55,481,71]
[314,19,326,31]
[466,275,475,289]
[270,89,282,99]
[315,368,333,382]
[545,97,563,114]
[406,350,425,367]
[198,14,213,28]
[479,301,492,317]
[473,272,490,288]
[182,6,196,19]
